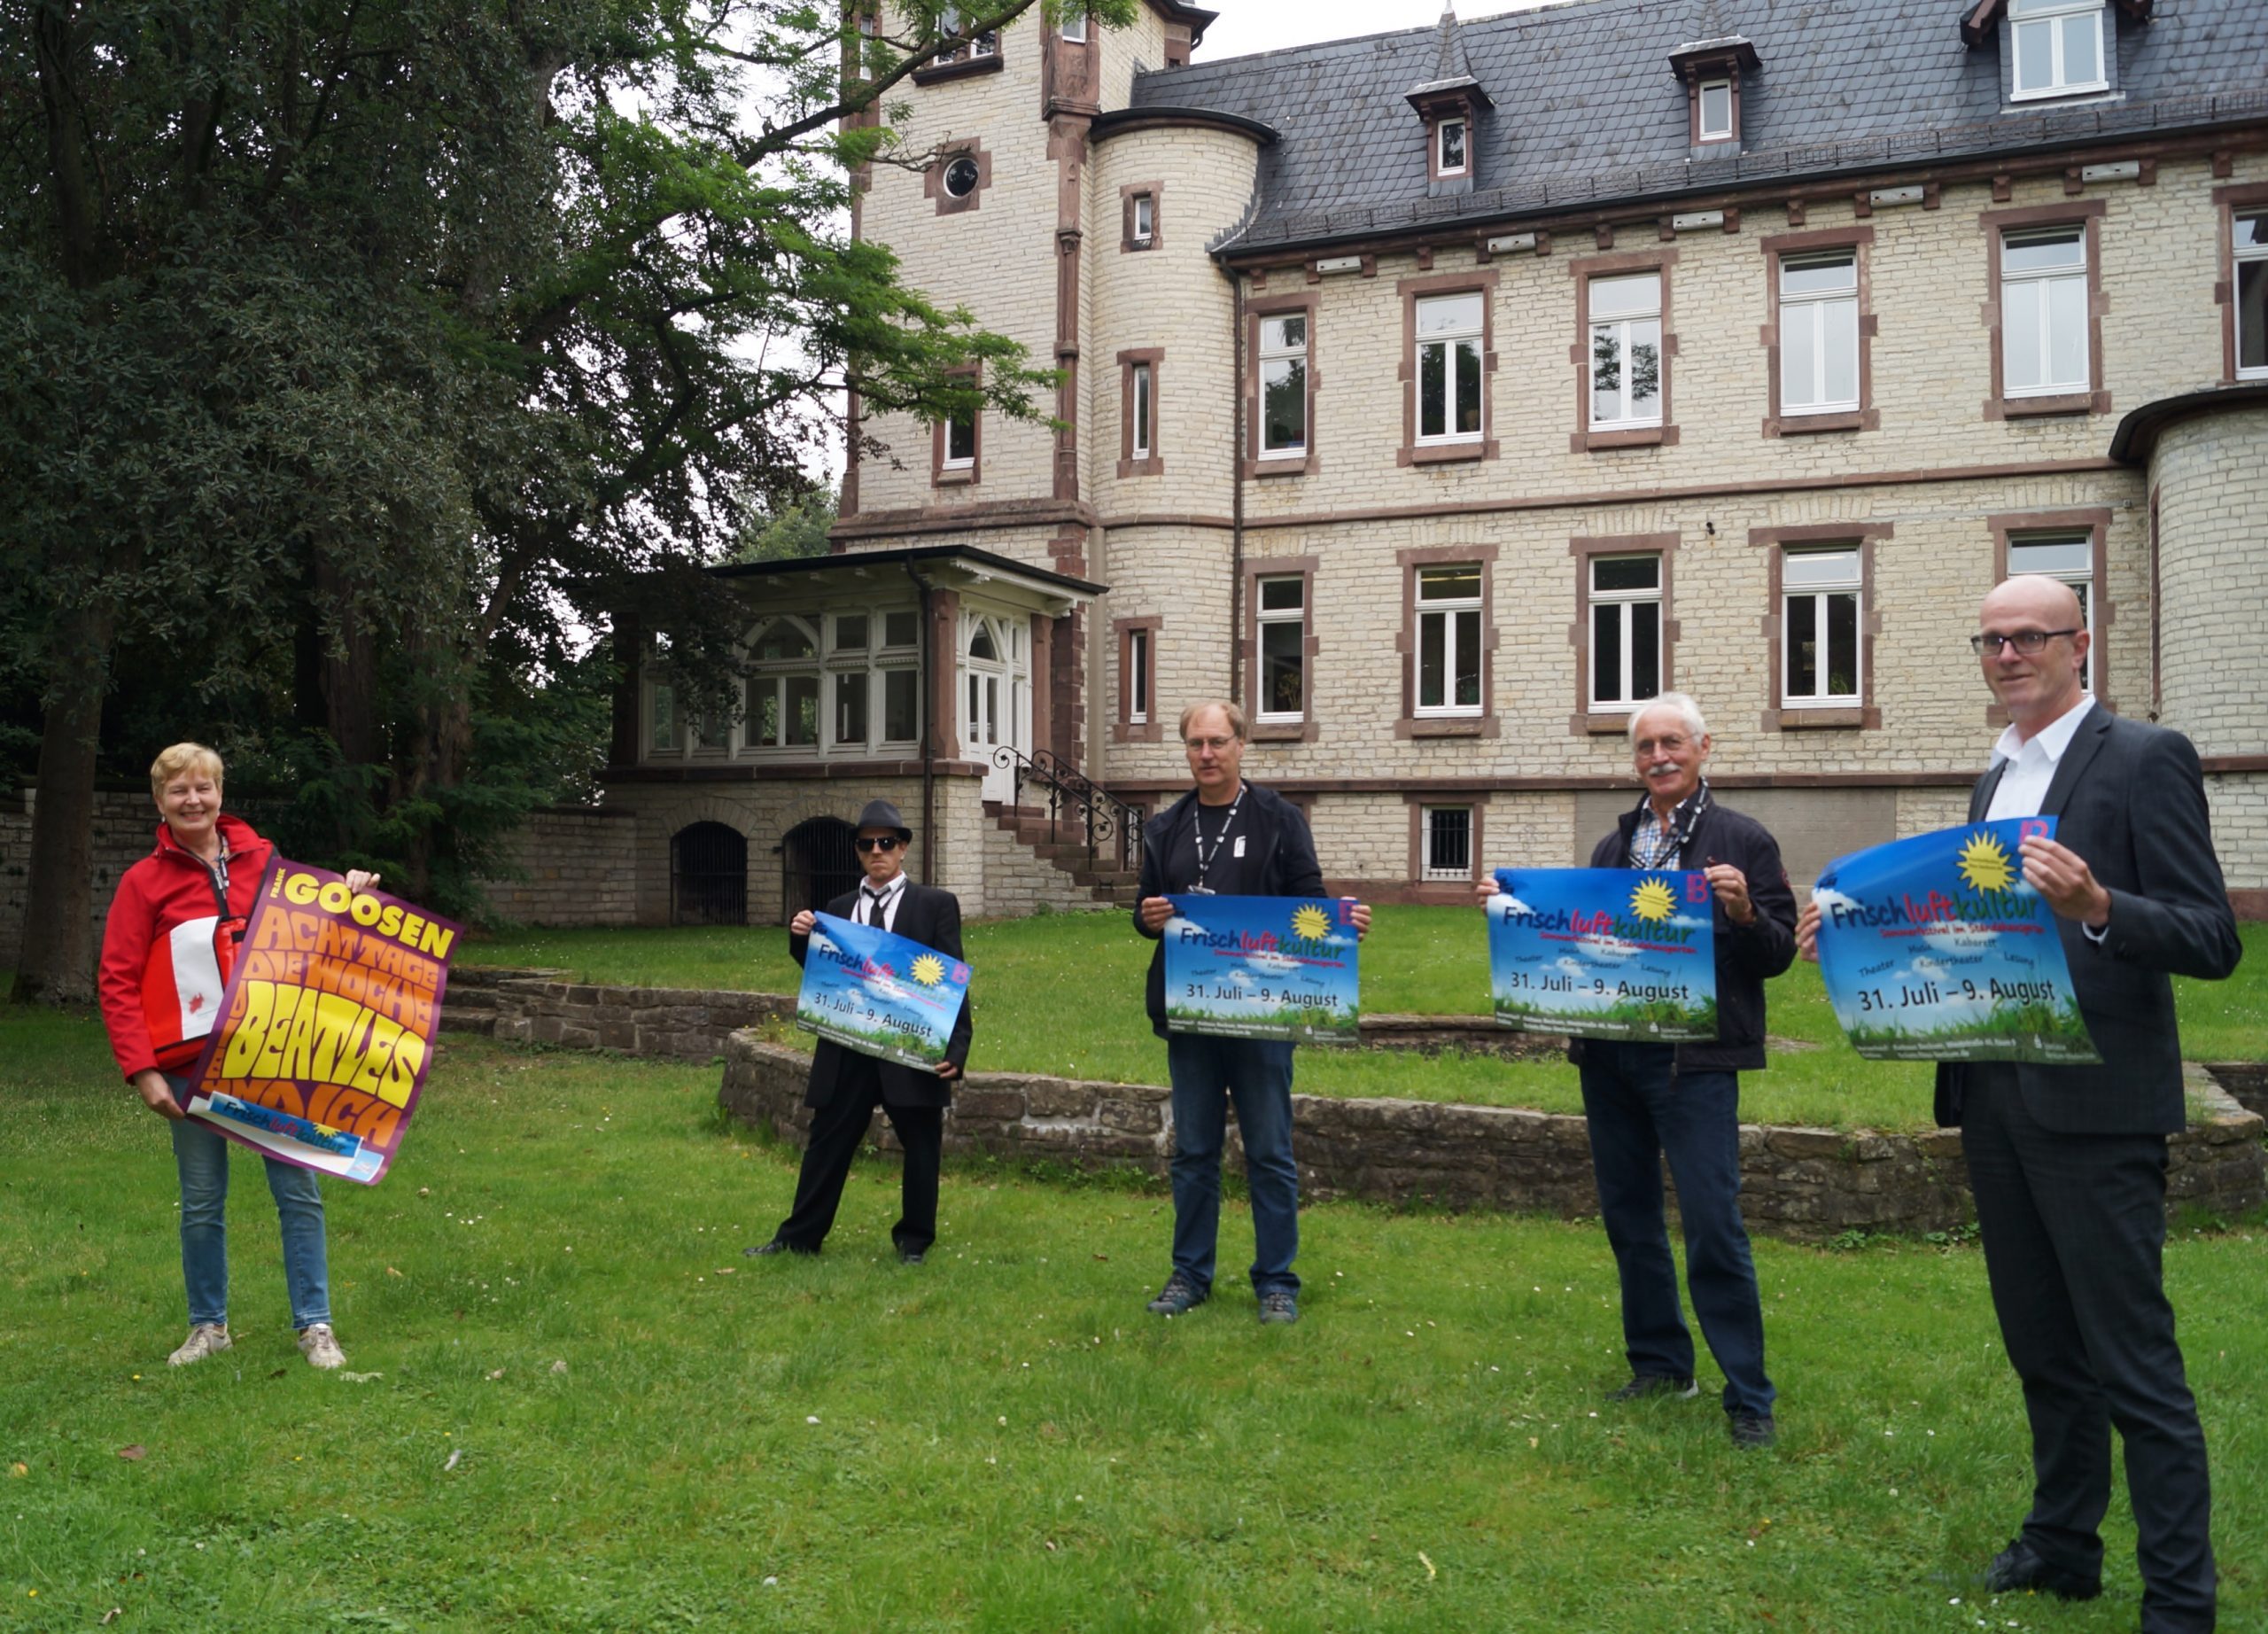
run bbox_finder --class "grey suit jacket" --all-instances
[1934,707,2241,1134]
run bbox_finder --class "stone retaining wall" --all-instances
[2203,1062,2268,1120]
[719,1032,2267,1241]
[492,978,793,1059]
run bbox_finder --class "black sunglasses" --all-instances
[853,836,903,853]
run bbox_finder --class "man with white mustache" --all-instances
[1480,690,1795,1446]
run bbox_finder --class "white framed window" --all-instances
[1781,548,1863,705]
[1421,805,1473,881]
[1588,556,1662,711]
[1130,361,1153,458]
[1436,117,1468,176]
[2237,209,2268,381]
[649,681,680,755]
[1416,292,1485,444]
[1131,192,1154,245]
[1589,272,1662,429]
[1061,10,1088,42]
[944,406,976,468]
[2009,0,2105,100]
[2006,533,2095,691]
[747,617,821,750]
[1126,627,1150,725]
[1698,80,1734,141]
[1258,314,1309,456]
[1256,576,1306,722]
[1415,564,1484,716]
[2001,227,2089,397]
[1780,252,1860,415]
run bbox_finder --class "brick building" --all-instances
[602,0,2268,922]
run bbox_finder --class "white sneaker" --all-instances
[297,1323,346,1370]
[167,1324,232,1366]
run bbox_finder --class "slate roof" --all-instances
[1130,0,2268,255]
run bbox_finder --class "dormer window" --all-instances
[1436,118,1468,177]
[1697,80,1734,141]
[1668,35,1759,153]
[2010,0,2105,99]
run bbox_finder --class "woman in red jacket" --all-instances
[98,743,378,1371]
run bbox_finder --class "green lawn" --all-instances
[4,1005,2264,1633]
[462,914,2268,1133]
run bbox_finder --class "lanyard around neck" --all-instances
[1192,782,1246,890]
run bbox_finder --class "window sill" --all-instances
[1574,424,1675,452]
[1249,720,1315,743]
[1402,440,1491,467]
[1114,721,1164,743]
[1115,456,1164,479]
[2007,82,2110,105]
[935,467,978,487]
[1573,712,1636,735]
[1768,408,1873,437]
[1396,715,1498,740]
[912,53,1004,86]
[1247,454,1318,479]
[1993,391,2106,419]
[1771,706,1872,730]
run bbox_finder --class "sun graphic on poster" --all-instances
[910,954,946,988]
[1291,904,1333,941]
[1956,832,2016,894]
[1627,878,1677,922]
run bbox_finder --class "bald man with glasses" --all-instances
[1801,576,2239,1632]
[750,798,972,1264]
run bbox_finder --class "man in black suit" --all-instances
[1802,575,2238,1633]
[748,798,972,1264]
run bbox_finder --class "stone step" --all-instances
[439,1010,497,1037]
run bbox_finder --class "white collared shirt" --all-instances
[1985,694,2095,821]
[858,873,908,932]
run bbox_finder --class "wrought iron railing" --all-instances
[990,745,1146,875]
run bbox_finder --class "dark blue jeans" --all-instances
[1578,1042,1773,1418]
[165,1076,331,1331]
[1164,1035,1300,1297]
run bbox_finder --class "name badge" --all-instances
[1233,836,1247,859]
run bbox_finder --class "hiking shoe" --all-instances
[1606,1373,1699,1403]
[297,1323,346,1370]
[1257,1290,1300,1326]
[1145,1272,1208,1317]
[1728,1412,1777,1449]
[167,1324,232,1367]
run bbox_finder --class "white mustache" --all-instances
[1644,762,1679,777]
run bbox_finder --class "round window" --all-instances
[943,156,981,198]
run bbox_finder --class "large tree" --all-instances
[4,0,1122,1001]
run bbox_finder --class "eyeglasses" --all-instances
[1184,735,1238,752]
[1632,735,1690,756]
[1969,628,2081,657]
[853,836,902,853]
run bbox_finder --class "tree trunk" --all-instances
[11,605,118,1007]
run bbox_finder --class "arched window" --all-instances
[780,817,860,919]
[671,822,748,925]
[746,618,820,750]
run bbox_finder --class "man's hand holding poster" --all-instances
[183,861,459,1183]
[795,912,972,1070]
[1487,868,1720,1040]
[1161,894,1362,1045]
[1812,818,2100,1062]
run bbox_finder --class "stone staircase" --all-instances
[983,800,1143,913]
[439,964,563,1036]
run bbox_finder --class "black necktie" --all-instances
[862,887,887,927]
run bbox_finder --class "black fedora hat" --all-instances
[852,798,914,843]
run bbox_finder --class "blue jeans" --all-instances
[1578,1043,1773,1418]
[1164,1035,1300,1297]
[167,1077,331,1330]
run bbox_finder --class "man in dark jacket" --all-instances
[1487,690,1795,1445]
[1805,577,2238,1632]
[1133,700,1368,1326]
[748,799,972,1264]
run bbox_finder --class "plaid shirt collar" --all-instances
[1629,779,1710,871]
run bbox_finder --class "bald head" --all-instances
[1977,573,2090,736]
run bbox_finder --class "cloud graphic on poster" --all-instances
[1228,971,1254,990]
[1491,894,1536,920]
[1669,914,1712,930]
[1162,916,1200,939]
[1247,951,1299,977]
[1811,887,1858,915]
[869,977,908,1003]
[808,931,841,956]
[1580,936,1638,962]
[1554,957,1588,977]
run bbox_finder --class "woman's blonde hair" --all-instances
[150,742,225,802]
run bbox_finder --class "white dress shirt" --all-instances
[1985,694,2095,821]
[857,873,908,932]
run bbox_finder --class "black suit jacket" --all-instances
[790,880,974,1109]
[1934,707,2241,1134]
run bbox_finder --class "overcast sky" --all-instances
[1192,0,1557,65]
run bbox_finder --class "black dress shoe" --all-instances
[897,1247,926,1264]
[1984,1539,2101,1601]
[745,1240,813,1257]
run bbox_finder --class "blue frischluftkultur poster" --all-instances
[1161,894,1362,1045]
[795,912,972,1070]
[1486,868,1720,1040]
[1811,817,2100,1063]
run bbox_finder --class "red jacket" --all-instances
[98,814,273,1081]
